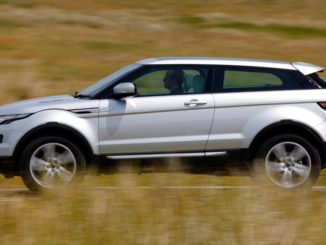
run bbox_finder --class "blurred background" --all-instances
[1,0,326,244]
[1,0,326,103]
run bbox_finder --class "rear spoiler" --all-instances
[292,62,324,75]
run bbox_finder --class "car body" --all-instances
[1,57,326,190]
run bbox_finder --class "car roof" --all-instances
[136,57,324,75]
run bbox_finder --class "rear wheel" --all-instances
[20,136,86,191]
[251,134,321,189]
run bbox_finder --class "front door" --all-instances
[99,65,214,155]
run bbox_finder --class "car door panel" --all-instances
[99,94,214,154]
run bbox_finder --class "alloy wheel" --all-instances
[29,143,77,188]
[265,141,312,188]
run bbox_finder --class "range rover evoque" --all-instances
[1,57,326,191]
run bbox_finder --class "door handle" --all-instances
[184,99,207,106]
[99,108,113,113]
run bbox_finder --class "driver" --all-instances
[163,69,184,95]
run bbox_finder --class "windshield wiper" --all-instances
[73,92,91,99]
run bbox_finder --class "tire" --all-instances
[20,136,86,192]
[251,134,321,189]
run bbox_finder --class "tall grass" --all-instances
[0,175,326,244]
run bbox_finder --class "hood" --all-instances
[0,95,99,115]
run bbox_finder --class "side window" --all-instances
[214,66,302,92]
[133,70,168,95]
[124,66,209,96]
[224,70,283,88]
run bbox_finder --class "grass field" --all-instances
[1,173,326,244]
[1,0,326,244]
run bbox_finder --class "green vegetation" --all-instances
[82,41,138,51]
[177,15,205,26]
[0,43,14,51]
[0,19,30,28]
[62,20,101,29]
[0,0,36,7]
[83,41,112,50]
[201,22,326,38]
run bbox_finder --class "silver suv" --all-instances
[1,57,326,191]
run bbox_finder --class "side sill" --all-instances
[106,151,227,160]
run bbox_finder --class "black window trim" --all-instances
[305,73,326,88]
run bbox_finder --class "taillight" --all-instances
[318,102,326,109]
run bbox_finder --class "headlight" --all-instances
[0,114,31,125]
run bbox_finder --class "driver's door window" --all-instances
[129,66,209,96]
[133,69,169,96]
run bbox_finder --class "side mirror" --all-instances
[113,82,136,98]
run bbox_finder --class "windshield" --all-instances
[78,63,141,97]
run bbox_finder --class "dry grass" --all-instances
[1,174,326,245]
[1,0,326,244]
[0,0,326,103]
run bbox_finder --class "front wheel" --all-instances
[20,136,86,191]
[251,134,321,189]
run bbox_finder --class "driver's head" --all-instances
[163,69,184,91]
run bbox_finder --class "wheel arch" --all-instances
[248,120,326,167]
[13,123,94,171]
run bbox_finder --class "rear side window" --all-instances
[224,70,283,88]
[214,66,303,92]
